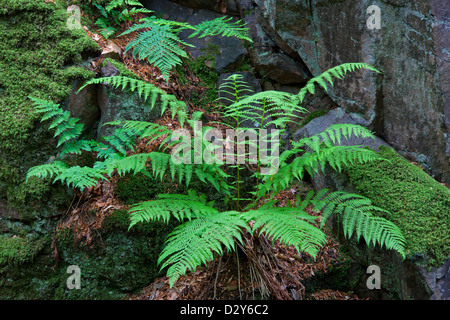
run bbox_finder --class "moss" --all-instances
[176,43,220,110]
[0,0,99,213]
[0,236,45,267]
[345,146,450,267]
[101,58,140,80]
[301,109,330,127]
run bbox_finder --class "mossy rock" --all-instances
[345,145,449,268]
[0,0,100,220]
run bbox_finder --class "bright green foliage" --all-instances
[29,97,84,147]
[218,74,307,129]
[124,64,406,287]
[307,190,406,258]
[298,63,381,101]
[94,0,152,39]
[120,15,251,81]
[77,76,188,123]
[188,16,253,42]
[30,60,407,289]
[159,210,249,287]
[121,20,192,81]
[248,207,327,257]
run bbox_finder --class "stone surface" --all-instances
[420,258,450,300]
[253,0,450,182]
[96,62,160,138]
[68,80,100,134]
[293,107,391,151]
[245,11,310,84]
[293,107,392,191]
[217,71,273,128]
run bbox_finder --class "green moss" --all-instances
[0,0,99,212]
[175,43,220,110]
[101,58,140,80]
[0,236,45,267]
[301,109,330,127]
[345,146,450,267]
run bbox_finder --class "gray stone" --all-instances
[253,0,450,183]
[68,80,100,134]
[293,107,391,151]
[96,62,160,138]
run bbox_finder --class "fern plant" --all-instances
[77,76,188,124]
[119,14,252,81]
[28,63,406,291]
[94,0,151,39]
[124,63,406,287]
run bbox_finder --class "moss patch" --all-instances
[0,0,99,215]
[345,146,450,267]
[0,236,45,267]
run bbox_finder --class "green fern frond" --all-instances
[120,19,192,81]
[77,76,187,122]
[104,153,152,177]
[298,63,381,102]
[29,97,84,147]
[190,16,252,42]
[157,210,250,287]
[53,166,107,190]
[248,207,327,258]
[26,161,69,182]
[307,190,406,258]
[128,196,220,227]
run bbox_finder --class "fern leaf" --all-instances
[248,207,327,258]
[190,16,252,42]
[157,210,249,287]
[309,190,406,258]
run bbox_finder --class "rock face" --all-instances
[293,109,450,300]
[96,61,160,138]
[252,0,449,182]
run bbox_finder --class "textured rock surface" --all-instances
[96,61,160,138]
[253,0,449,182]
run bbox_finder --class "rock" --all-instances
[420,258,450,300]
[143,0,248,73]
[253,0,449,182]
[101,40,123,61]
[68,80,100,134]
[245,11,309,84]
[0,202,20,220]
[292,107,391,191]
[96,61,160,138]
[293,108,390,151]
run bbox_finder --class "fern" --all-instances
[248,207,327,258]
[120,19,193,82]
[120,15,251,81]
[189,16,253,42]
[298,63,381,102]
[306,190,406,258]
[157,209,250,287]
[29,97,84,147]
[26,161,69,182]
